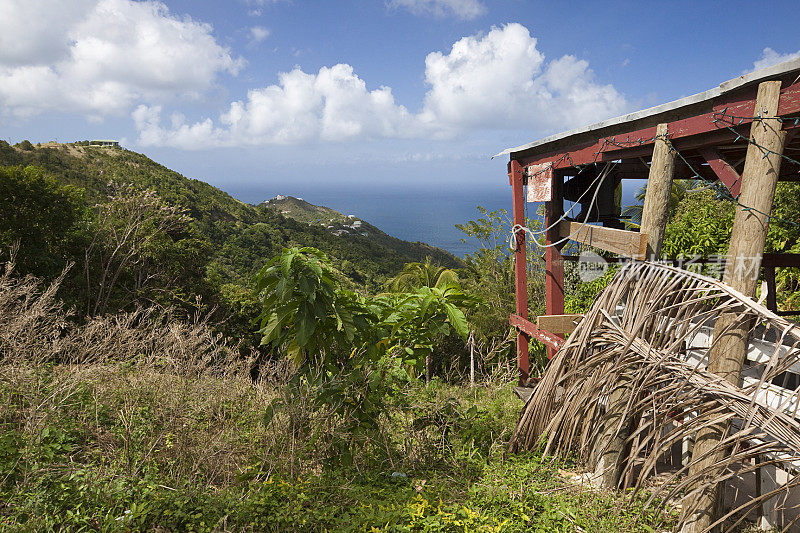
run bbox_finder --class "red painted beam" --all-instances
[513,80,800,170]
[544,171,564,360]
[510,314,564,352]
[699,147,741,197]
[509,160,530,384]
[601,127,746,162]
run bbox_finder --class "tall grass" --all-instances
[0,256,673,531]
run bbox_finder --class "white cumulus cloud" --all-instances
[135,23,628,149]
[751,47,800,72]
[388,0,486,20]
[420,24,626,131]
[0,0,243,118]
[134,64,423,147]
[248,26,271,45]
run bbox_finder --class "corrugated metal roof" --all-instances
[492,57,800,160]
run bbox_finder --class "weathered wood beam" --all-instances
[615,159,717,181]
[683,80,788,533]
[596,123,676,490]
[700,147,742,197]
[536,314,584,336]
[641,123,677,259]
[560,252,800,267]
[510,314,564,351]
[762,253,800,268]
[554,220,648,258]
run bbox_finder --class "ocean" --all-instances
[226,180,645,258]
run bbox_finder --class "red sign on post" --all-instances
[526,163,552,202]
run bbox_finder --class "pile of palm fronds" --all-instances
[510,261,800,531]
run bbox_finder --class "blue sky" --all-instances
[2,0,800,199]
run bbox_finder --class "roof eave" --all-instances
[492,57,800,160]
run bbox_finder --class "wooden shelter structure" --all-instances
[496,58,800,386]
[499,58,800,531]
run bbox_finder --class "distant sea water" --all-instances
[226,181,645,258]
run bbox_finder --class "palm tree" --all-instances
[385,256,459,292]
[385,257,462,383]
[621,179,700,229]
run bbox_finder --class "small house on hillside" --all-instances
[90,140,119,147]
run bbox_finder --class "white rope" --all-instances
[527,162,615,237]
[509,162,614,251]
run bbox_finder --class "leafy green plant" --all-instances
[662,190,734,259]
[565,266,617,314]
[378,284,475,376]
[254,246,384,369]
[385,256,459,292]
[254,247,401,466]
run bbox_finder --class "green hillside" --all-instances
[0,139,462,349]
[0,141,460,289]
[263,194,443,257]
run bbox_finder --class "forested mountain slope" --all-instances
[0,141,460,290]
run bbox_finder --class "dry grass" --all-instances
[0,253,288,494]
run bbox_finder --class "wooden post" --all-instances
[764,266,778,312]
[469,331,475,387]
[641,123,677,259]
[510,160,530,385]
[595,125,677,488]
[544,170,565,359]
[682,81,787,533]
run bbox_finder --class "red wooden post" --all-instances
[509,160,530,385]
[544,169,565,359]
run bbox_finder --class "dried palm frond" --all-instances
[509,261,800,532]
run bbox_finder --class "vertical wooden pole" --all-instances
[544,169,565,359]
[510,160,530,385]
[641,123,677,259]
[469,331,475,387]
[595,132,675,488]
[682,80,787,533]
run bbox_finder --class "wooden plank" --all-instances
[554,220,648,259]
[509,314,564,352]
[641,123,676,258]
[536,314,584,335]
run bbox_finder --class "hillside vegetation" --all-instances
[0,141,459,289]
[0,256,674,532]
[0,140,460,349]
